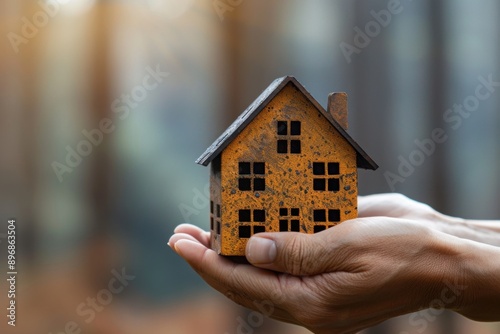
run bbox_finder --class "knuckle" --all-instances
[390,192,409,202]
[283,235,308,275]
[224,289,243,305]
[270,279,287,304]
[224,289,251,308]
[224,289,236,301]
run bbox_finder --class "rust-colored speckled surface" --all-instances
[211,82,358,256]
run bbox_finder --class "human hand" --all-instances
[359,193,500,246]
[359,193,454,222]
[169,219,467,334]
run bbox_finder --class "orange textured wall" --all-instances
[217,83,358,256]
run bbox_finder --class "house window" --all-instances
[210,201,222,235]
[277,120,301,154]
[238,209,266,238]
[313,209,341,232]
[238,162,266,191]
[279,207,300,232]
[239,225,251,238]
[312,162,340,191]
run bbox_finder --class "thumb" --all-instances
[245,232,334,275]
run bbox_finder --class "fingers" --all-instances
[170,234,287,312]
[169,232,200,248]
[173,224,211,247]
[358,193,408,217]
[357,193,393,217]
[245,231,338,276]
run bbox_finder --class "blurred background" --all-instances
[1,0,499,333]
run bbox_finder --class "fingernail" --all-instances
[174,239,205,260]
[167,235,176,249]
[246,237,277,264]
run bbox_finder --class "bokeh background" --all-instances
[1,0,500,333]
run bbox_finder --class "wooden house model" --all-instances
[196,76,378,256]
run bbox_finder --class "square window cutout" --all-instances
[314,210,326,222]
[254,162,265,174]
[328,162,340,175]
[313,179,326,191]
[239,162,251,175]
[291,121,301,135]
[253,209,266,222]
[290,140,301,154]
[239,178,251,191]
[313,162,325,175]
[239,226,251,238]
[277,121,287,135]
[239,209,251,222]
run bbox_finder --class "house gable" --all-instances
[218,83,359,255]
[196,76,378,171]
[198,76,378,256]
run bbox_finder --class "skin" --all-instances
[169,193,500,334]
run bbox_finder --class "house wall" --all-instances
[220,83,358,255]
[209,155,222,254]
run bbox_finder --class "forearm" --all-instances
[359,194,500,246]
[463,219,500,233]
[436,233,500,320]
[461,240,500,320]
[437,214,500,247]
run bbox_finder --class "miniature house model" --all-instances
[196,76,378,256]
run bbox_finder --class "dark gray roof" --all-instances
[196,76,378,170]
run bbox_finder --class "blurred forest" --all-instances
[0,1,499,333]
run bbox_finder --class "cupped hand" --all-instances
[358,193,450,222]
[169,219,462,334]
[359,193,500,246]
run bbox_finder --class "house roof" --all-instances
[196,76,378,170]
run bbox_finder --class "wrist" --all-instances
[453,240,500,320]
[412,230,469,312]
[426,231,500,320]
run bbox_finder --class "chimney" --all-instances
[327,92,348,130]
